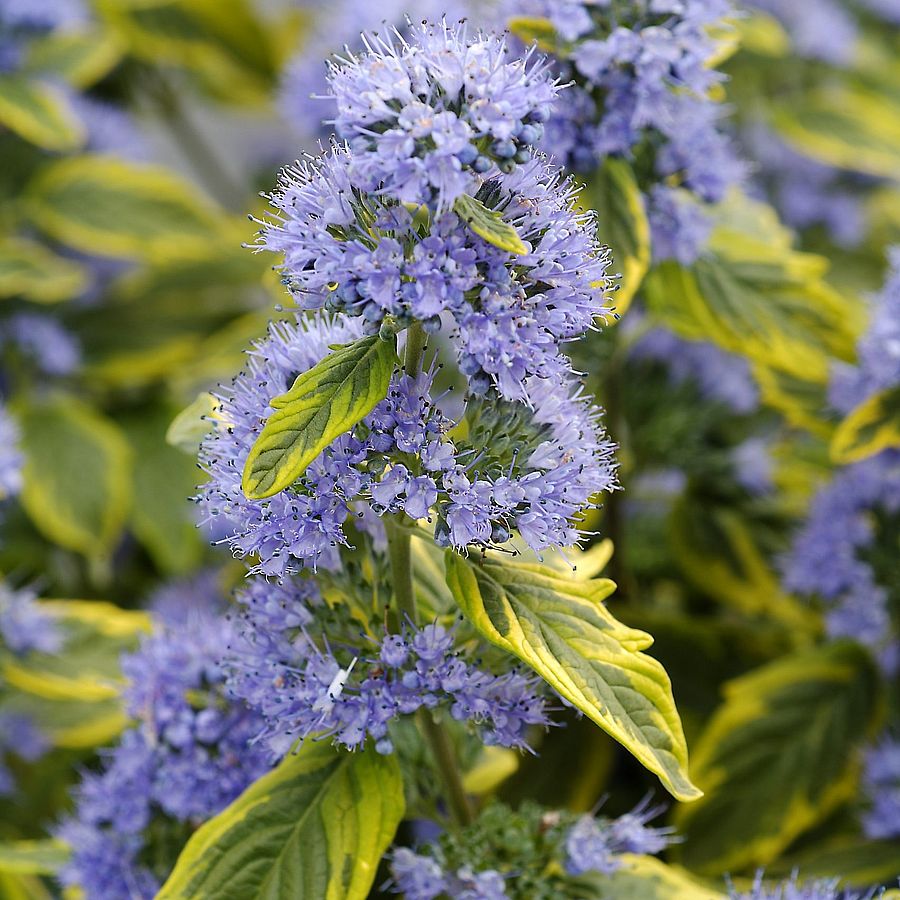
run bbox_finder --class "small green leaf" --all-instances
[674,641,882,874]
[507,16,561,52]
[166,392,221,454]
[454,194,529,255]
[0,841,70,877]
[444,553,700,801]
[585,158,651,315]
[18,395,132,558]
[24,29,123,88]
[158,742,405,900]
[831,385,900,464]
[0,75,84,151]
[242,335,397,500]
[0,236,87,304]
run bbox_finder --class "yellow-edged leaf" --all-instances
[572,854,725,899]
[0,75,84,151]
[0,236,87,304]
[444,553,700,801]
[674,641,882,874]
[242,334,397,500]
[454,194,528,255]
[831,385,900,463]
[158,742,404,900]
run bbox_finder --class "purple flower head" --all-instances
[258,149,611,402]
[0,583,62,655]
[730,872,883,900]
[5,313,81,376]
[280,1,473,144]
[200,313,615,573]
[501,0,745,262]
[829,248,900,414]
[629,325,760,414]
[783,451,900,672]
[0,403,22,500]
[325,18,560,211]
[227,576,552,759]
[744,0,857,65]
[57,584,270,900]
[862,735,900,839]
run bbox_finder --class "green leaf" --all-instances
[0,841,70,877]
[166,391,220,454]
[454,194,529,255]
[23,155,238,263]
[24,29,123,88]
[507,16,562,53]
[242,334,397,500]
[18,395,132,558]
[585,158,651,315]
[444,553,700,801]
[774,81,900,179]
[643,195,858,383]
[831,385,900,464]
[1,599,148,748]
[768,837,900,888]
[124,407,205,574]
[569,854,725,899]
[674,641,882,875]
[0,75,84,151]
[0,236,87,304]
[158,742,405,900]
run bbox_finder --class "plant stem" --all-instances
[386,320,474,826]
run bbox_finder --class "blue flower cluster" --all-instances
[501,0,746,263]
[564,797,675,876]
[861,736,900,840]
[830,248,900,414]
[199,313,615,573]
[260,150,610,404]
[0,403,22,501]
[782,450,900,673]
[325,20,559,211]
[227,577,551,759]
[629,325,761,415]
[4,312,81,376]
[389,798,675,899]
[731,873,887,900]
[57,577,270,900]
[0,712,48,796]
[744,124,867,250]
[281,1,472,144]
[0,0,87,72]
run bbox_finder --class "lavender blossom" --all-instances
[630,326,760,415]
[281,2,473,143]
[782,450,900,672]
[0,712,50,797]
[199,313,615,574]
[227,577,551,759]
[0,403,22,500]
[325,19,560,211]
[0,0,89,73]
[501,0,746,262]
[258,148,612,402]
[56,580,270,900]
[5,312,81,376]
[829,248,900,414]
[861,736,900,840]
[730,873,885,900]
[0,582,62,655]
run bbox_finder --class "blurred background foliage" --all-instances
[0,0,898,897]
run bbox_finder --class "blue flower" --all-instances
[862,735,900,840]
[56,577,270,900]
[0,582,61,655]
[5,313,81,376]
[730,872,885,900]
[0,403,22,501]
[227,577,552,759]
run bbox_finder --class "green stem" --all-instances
[386,320,474,826]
